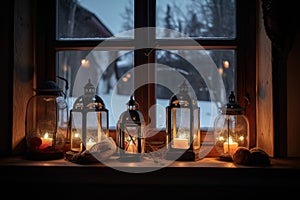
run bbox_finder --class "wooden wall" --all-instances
[12,0,35,154]
[256,0,274,157]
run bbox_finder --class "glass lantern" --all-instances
[116,95,145,162]
[213,91,250,161]
[69,79,109,152]
[165,81,201,161]
[25,81,68,160]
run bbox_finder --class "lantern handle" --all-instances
[56,76,69,98]
[244,93,250,111]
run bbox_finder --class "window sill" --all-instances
[1,156,299,189]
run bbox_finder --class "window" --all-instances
[37,0,256,147]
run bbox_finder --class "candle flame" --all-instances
[218,136,224,141]
[44,132,49,139]
[228,137,234,143]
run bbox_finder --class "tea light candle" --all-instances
[172,138,189,149]
[126,140,136,153]
[39,132,53,150]
[71,132,82,152]
[223,138,238,155]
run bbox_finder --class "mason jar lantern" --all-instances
[116,95,145,162]
[165,81,201,161]
[69,79,109,152]
[213,91,250,161]
[25,80,68,160]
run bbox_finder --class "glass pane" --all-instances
[155,49,236,129]
[57,0,134,39]
[56,50,134,128]
[156,0,236,39]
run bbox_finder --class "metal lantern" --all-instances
[69,79,109,152]
[165,81,201,161]
[116,95,145,162]
[25,80,68,160]
[213,91,250,161]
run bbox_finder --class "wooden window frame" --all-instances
[35,0,256,151]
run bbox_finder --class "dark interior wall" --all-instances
[287,27,300,157]
[0,0,14,157]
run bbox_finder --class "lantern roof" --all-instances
[73,79,107,111]
[34,81,64,96]
[119,96,144,125]
[84,79,96,95]
[127,95,139,110]
[221,91,244,115]
[168,81,198,108]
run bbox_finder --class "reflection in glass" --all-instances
[156,0,236,39]
[57,50,134,128]
[155,49,235,129]
[57,0,134,39]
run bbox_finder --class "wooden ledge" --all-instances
[1,155,300,168]
[0,156,299,197]
[1,156,299,180]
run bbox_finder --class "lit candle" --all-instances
[223,138,238,155]
[126,140,136,153]
[39,132,53,150]
[172,138,189,149]
[71,132,82,152]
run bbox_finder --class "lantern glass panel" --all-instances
[85,111,108,149]
[100,112,108,136]
[171,108,190,149]
[213,91,250,160]
[116,96,145,162]
[214,114,249,156]
[25,94,68,160]
[165,81,201,161]
[70,110,109,152]
[69,79,109,152]
[87,112,100,139]
[70,112,82,152]
[123,124,144,154]
[193,108,200,149]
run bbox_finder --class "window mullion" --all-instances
[134,0,156,128]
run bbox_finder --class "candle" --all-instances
[223,138,238,155]
[126,140,136,153]
[39,132,53,150]
[71,132,82,152]
[172,138,189,149]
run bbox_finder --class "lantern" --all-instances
[69,79,109,152]
[213,91,250,161]
[116,95,145,162]
[165,81,201,161]
[25,80,68,160]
